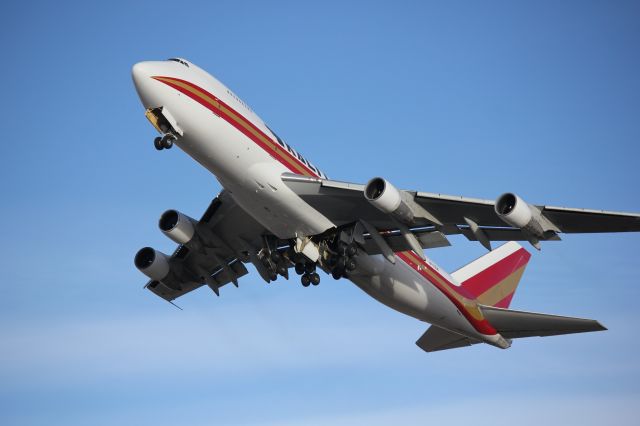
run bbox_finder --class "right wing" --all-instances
[479,305,607,339]
[144,191,268,302]
[416,307,606,353]
[282,174,640,250]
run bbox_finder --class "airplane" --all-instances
[131,58,640,352]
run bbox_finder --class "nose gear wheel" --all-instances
[154,134,176,150]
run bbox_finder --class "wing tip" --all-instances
[594,321,607,332]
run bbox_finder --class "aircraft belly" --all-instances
[225,162,335,238]
[162,93,334,239]
[349,254,478,336]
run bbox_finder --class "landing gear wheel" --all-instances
[161,135,174,149]
[269,272,278,282]
[346,243,357,257]
[304,262,316,274]
[331,269,343,280]
[295,263,305,275]
[301,274,311,287]
[310,272,320,286]
[154,137,164,150]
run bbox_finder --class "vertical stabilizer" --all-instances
[451,242,531,308]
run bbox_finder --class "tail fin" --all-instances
[451,241,531,308]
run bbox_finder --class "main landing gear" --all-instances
[259,247,320,287]
[260,249,290,282]
[258,231,361,288]
[292,241,358,286]
[294,260,320,287]
[326,241,358,280]
[154,134,176,150]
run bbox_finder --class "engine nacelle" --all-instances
[159,209,196,245]
[495,193,553,238]
[364,177,414,224]
[134,247,171,281]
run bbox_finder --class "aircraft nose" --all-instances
[132,61,157,108]
[132,61,152,88]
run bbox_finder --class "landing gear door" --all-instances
[145,107,184,137]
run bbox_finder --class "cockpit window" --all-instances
[168,58,189,67]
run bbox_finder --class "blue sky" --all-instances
[1,0,639,424]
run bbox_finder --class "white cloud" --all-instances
[249,394,640,426]
[0,304,416,389]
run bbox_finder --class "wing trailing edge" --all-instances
[416,304,606,353]
[479,305,607,339]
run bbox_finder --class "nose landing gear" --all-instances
[154,134,176,150]
[145,106,183,151]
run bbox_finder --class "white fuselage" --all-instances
[132,59,500,346]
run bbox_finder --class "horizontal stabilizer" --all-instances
[479,305,607,339]
[416,325,479,352]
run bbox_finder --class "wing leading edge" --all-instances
[282,174,640,251]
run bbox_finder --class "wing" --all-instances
[282,174,640,250]
[144,190,269,302]
[416,325,480,352]
[479,305,607,339]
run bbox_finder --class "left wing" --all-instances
[282,174,640,251]
[141,191,269,302]
[416,325,479,352]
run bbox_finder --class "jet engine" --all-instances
[159,209,196,245]
[134,247,171,281]
[364,177,415,224]
[494,193,557,238]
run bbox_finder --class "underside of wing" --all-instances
[282,173,640,252]
[416,325,480,352]
[139,191,269,302]
[541,206,640,233]
[479,305,607,339]
[145,256,249,302]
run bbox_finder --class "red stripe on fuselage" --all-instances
[153,76,320,178]
[153,76,496,336]
[396,252,497,335]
